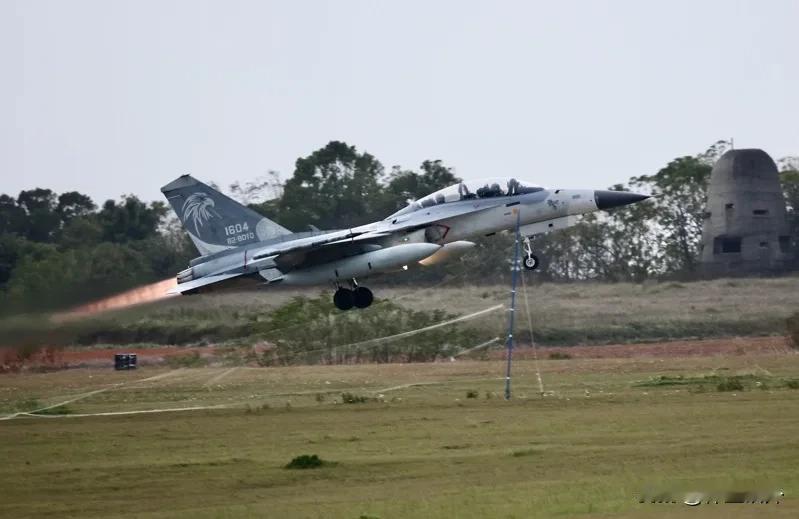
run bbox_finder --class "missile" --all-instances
[280,243,441,285]
[418,241,476,266]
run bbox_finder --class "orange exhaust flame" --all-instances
[52,278,179,322]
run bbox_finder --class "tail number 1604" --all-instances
[225,223,249,235]
[224,222,255,244]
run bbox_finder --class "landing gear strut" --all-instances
[522,236,540,271]
[333,280,374,310]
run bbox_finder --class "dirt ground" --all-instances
[501,335,793,359]
[1,335,793,372]
[0,345,213,371]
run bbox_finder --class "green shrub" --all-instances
[10,398,41,413]
[636,375,685,387]
[32,404,73,416]
[717,377,745,392]
[7,398,72,416]
[285,454,327,469]
[637,374,761,391]
[244,403,270,414]
[784,379,799,390]
[264,295,492,365]
[465,389,479,399]
[341,392,368,404]
[511,448,537,457]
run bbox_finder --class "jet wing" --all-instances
[251,229,367,261]
[169,273,242,294]
[247,203,498,270]
[326,231,392,245]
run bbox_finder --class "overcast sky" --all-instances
[1,0,797,205]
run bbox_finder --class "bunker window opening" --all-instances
[779,236,791,253]
[718,236,742,254]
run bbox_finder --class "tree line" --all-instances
[1,140,797,315]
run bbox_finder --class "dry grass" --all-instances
[3,276,798,353]
[112,276,799,324]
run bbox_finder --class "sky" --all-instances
[1,0,798,205]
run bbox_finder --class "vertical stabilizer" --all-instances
[161,174,291,256]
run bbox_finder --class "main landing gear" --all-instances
[522,236,540,271]
[333,280,374,310]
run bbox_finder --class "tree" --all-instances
[596,190,662,281]
[778,157,799,266]
[0,195,26,236]
[630,155,713,275]
[17,188,60,242]
[5,241,154,312]
[378,160,461,216]
[278,141,385,229]
[229,171,283,205]
[56,191,96,222]
[779,157,799,213]
[232,171,285,225]
[131,233,196,278]
[97,196,167,243]
[0,235,22,287]
[58,216,104,249]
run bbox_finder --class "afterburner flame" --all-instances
[52,278,178,322]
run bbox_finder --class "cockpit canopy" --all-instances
[391,177,543,217]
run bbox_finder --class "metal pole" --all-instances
[505,209,522,400]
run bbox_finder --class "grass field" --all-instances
[2,351,798,518]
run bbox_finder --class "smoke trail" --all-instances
[52,278,178,322]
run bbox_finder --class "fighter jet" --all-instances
[162,175,648,309]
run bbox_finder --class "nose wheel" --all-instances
[522,236,540,271]
[523,254,540,270]
[333,281,374,310]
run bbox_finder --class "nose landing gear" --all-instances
[522,236,540,271]
[333,280,374,310]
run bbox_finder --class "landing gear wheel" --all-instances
[523,254,540,271]
[353,286,374,309]
[521,236,539,271]
[333,288,354,310]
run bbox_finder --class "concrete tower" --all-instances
[701,148,792,275]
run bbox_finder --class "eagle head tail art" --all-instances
[182,193,219,235]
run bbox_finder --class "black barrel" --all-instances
[114,353,136,370]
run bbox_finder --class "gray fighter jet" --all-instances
[162,175,648,309]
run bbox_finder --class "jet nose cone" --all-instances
[594,190,650,210]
